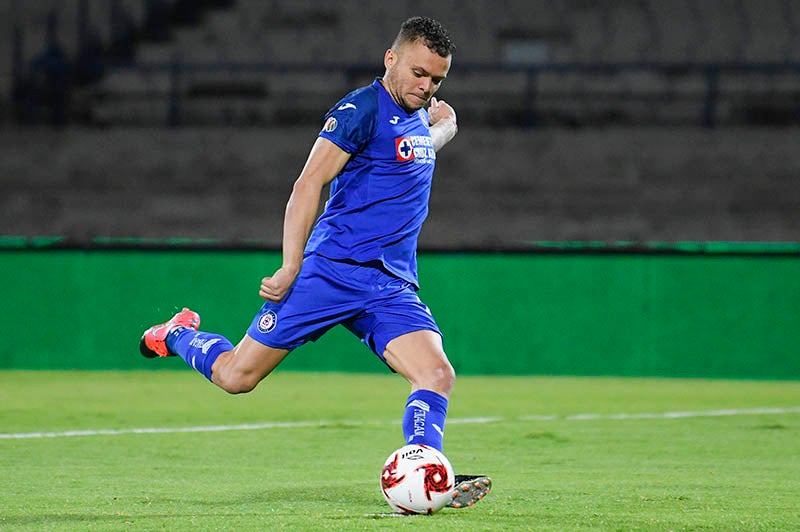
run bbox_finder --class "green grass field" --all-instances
[1,370,799,531]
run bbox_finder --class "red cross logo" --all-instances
[396,137,414,161]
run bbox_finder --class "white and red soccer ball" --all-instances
[380,444,455,514]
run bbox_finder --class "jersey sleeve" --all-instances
[418,108,431,127]
[318,87,378,154]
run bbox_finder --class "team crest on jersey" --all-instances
[323,116,338,132]
[257,310,278,333]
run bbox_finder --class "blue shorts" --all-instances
[246,254,441,364]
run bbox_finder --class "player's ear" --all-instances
[384,48,396,70]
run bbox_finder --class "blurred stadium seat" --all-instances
[1,1,798,247]
[2,0,799,127]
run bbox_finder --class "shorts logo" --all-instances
[257,310,278,333]
[323,116,338,132]
[396,137,414,161]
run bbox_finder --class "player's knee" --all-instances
[441,360,456,390]
[226,379,258,395]
[215,369,260,395]
[427,358,455,395]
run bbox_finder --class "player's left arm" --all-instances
[428,97,458,151]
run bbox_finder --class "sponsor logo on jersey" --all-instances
[257,310,278,333]
[396,137,414,160]
[337,102,357,111]
[395,135,436,163]
[323,116,338,132]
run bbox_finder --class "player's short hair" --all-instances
[393,16,455,58]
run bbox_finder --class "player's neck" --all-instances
[379,77,414,115]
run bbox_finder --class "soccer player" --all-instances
[140,16,491,509]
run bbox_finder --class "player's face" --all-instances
[383,40,451,112]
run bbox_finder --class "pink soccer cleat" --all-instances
[139,307,200,358]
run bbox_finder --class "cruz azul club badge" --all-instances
[257,310,278,333]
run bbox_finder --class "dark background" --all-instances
[2,0,799,249]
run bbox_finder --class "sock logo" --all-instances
[188,336,222,355]
[257,310,278,333]
[408,399,430,439]
[200,338,221,354]
[407,399,430,412]
[189,335,204,348]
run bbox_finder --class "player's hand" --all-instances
[259,266,298,302]
[428,97,457,128]
[428,97,458,150]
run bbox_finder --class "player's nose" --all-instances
[419,77,432,94]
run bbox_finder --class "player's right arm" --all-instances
[259,137,350,302]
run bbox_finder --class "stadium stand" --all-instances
[3,0,800,127]
[1,125,797,247]
[1,1,798,247]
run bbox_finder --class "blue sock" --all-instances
[166,328,233,382]
[402,389,449,451]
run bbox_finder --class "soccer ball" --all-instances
[380,444,455,514]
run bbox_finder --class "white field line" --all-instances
[552,406,800,421]
[2,407,799,440]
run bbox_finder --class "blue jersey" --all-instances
[305,78,437,288]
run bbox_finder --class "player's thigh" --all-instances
[383,330,455,397]
[212,334,289,392]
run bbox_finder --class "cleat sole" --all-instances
[447,475,492,509]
